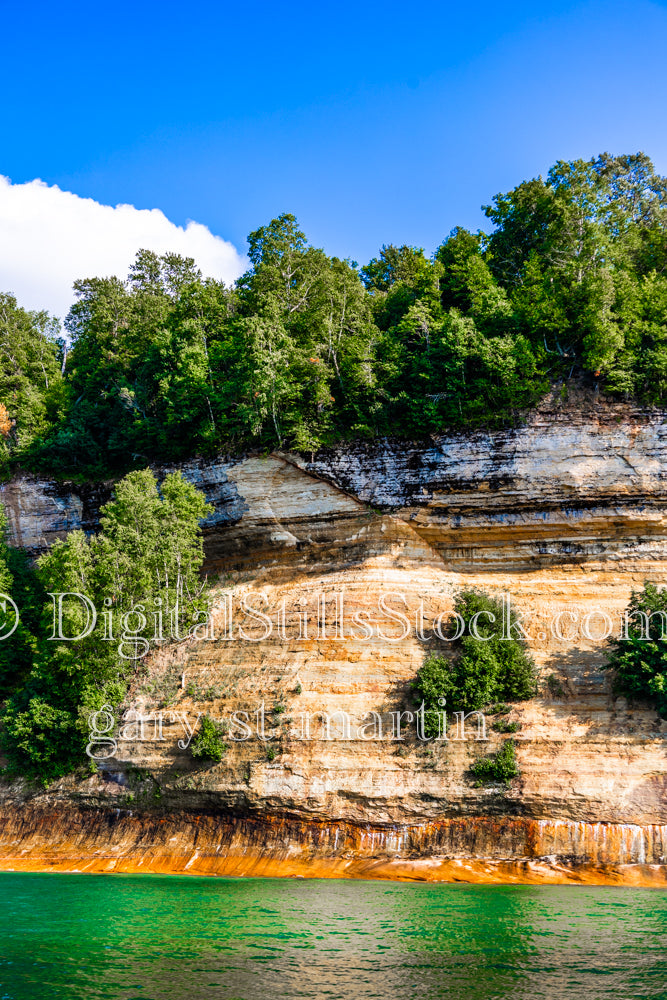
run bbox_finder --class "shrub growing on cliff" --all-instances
[470,739,519,787]
[412,589,536,733]
[492,719,520,733]
[190,715,227,762]
[604,582,667,717]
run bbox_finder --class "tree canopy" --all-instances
[1,152,666,478]
[0,294,64,467]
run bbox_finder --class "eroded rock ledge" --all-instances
[0,805,664,886]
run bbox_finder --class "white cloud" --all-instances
[0,176,247,320]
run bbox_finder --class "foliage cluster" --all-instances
[470,739,520,787]
[0,293,65,470]
[190,715,227,762]
[0,509,46,700]
[604,582,667,717]
[412,590,536,736]
[491,719,520,733]
[2,153,667,477]
[0,469,211,783]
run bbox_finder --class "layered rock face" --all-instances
[1,388,666,883]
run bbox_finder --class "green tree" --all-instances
[1,469,212,783]
[484,152,667,386]
[0,294,64,468]
[42,252,222,474]
[7,151,666,475]
[0,507,43,696]
[435,227,485,311]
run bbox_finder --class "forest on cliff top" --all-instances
[1,152,667,478]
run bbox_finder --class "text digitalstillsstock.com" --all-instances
[2,588,664,760]
[1,590,666,656]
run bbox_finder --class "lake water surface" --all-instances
[0,872,665,999]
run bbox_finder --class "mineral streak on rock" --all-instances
[0,806,664,886]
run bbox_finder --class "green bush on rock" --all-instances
[471,739,520,787]
[605,582,667,718]
[190,715,227,762]
[412,589,536,737]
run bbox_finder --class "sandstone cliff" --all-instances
[1,387,666,884]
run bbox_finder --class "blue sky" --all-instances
[1,0,667,314]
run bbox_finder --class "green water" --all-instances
[0,873,665,1000]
